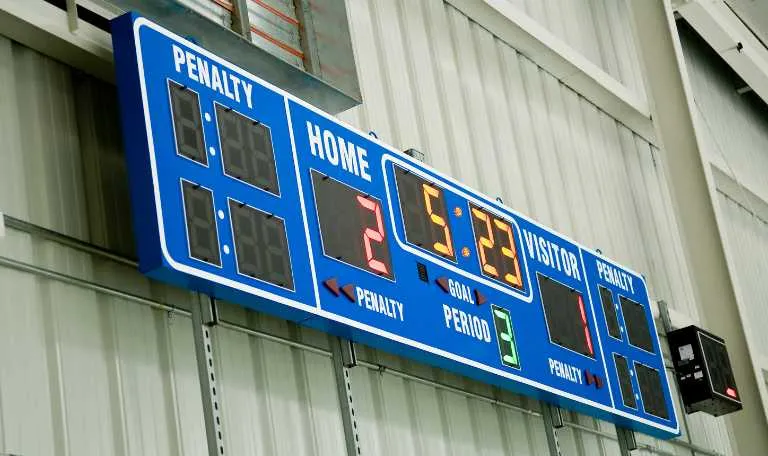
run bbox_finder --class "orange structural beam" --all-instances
[250,26,304,59]
[252,0,300,26]
[212,0,234,12]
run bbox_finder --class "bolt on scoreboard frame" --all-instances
[112,13,679,438]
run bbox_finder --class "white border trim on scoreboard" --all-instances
[130,17,679,436]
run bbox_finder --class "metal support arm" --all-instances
[616,426,638,456]
[331,336,361,455]
[192,294,225,456]
[542,403,564,456]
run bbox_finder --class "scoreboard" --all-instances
[112,13,679,438]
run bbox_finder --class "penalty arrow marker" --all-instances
[323,277,340,296]
[474,289,487,306]
[341,284,356,302]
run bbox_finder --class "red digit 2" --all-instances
[356,195,389,275]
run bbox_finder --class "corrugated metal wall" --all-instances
[679,21,768,422]
[680,22,768,204]
[0,1,734,455]
[499,0,647,99]
[716,193,768,389]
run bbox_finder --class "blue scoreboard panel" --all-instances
[112,13,679,438]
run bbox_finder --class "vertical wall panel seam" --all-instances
[622,134,671,301]
[393,0,430,159]
[492,42,532,214]
[364,0,402,147]
[540,72,579,235]
[39,276,71,456]
[246,314,278,455]
[102,296,129,456]
[444,6,484,187]
[421,0,466,179]
[518,59,557,225]
[466,22,503,197]
[288,324,322,454]
[156,310,185,456]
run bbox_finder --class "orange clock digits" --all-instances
[471,207,499,277]
[470,204,525,290]
[494,218,523,287]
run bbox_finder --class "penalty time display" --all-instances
[112,14,679,438]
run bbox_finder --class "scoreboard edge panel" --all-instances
[111,13,680,438]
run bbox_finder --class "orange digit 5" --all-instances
[422,184,454,257]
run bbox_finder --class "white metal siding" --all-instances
[0,2,733,456]
[680,21,768,424]
[717,195,768,364]
[680,23,768,203]
[340,1,728,454]
[177,0,232,28]
[498,0,647,101]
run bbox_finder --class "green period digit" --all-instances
[492,305,520,369]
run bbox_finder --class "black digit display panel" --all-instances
[635,362,669,419]
[599,286,622,339]
[614,354,637,409]
[216,104,279,194]
[620,296,655,353]
[700,333,739,401]
[538,274,594,358]
[169,81,207,165]
[470,203,525,291]
[311,170,394,278]
[229,200,293,289]
[394,165,456,261]
[635,362,669,420]
[181,180,221,266]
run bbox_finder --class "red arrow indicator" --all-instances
[474,289,487,306]
[594,375,603,389]
[436,277,450,293]
[323,277,340,296]
[584,370,594,385]
[341,284,356,302]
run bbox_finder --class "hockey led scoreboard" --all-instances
[112,14,679,438]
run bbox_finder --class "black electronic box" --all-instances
[668,325,742,417]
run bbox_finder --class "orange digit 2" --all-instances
[422,184,454,257]
[471,207,498,277]
[494,219,523,287]
[356,195,389,275]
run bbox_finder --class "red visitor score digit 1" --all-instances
[578,295,594,356]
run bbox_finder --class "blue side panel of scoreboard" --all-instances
[112,13,679,438]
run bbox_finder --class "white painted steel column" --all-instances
[628,1,768,454]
